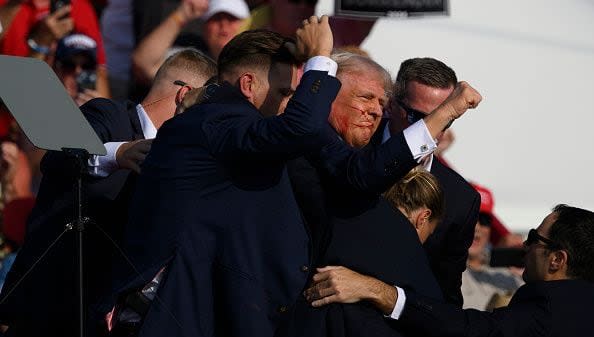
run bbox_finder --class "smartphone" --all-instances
[489,248,525,268]
[50,0,71,13]
[76,70,97,92]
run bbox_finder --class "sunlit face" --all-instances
[203,12,244,59]
[522,212,557,283]
[253,62,299,117]
[468,222,491,259]
[328,70,387,148]
[391,80,453,135]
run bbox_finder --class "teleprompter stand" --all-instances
[0,55,106,337]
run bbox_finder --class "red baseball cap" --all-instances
[471,182,494,215]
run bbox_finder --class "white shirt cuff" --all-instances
[304,56,338,77]
[387,286,407,320]
[403,119,437,161]
[88,142,125,177]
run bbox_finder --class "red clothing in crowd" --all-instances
[471,181,512,245]
[0,0,106,65]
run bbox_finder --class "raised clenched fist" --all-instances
[442,81,483,120]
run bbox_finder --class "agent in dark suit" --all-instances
[0,50,215,337]
[393,204,594,337]
[375,57,480,306]
[98,22,343,337]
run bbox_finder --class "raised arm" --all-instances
[203,16,341,159]
[317,81,482,193]
[132,0,208,85]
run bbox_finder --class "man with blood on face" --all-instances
[327,52,391,149]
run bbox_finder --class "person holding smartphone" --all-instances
[0,0,110,97]
[52,33,102,105]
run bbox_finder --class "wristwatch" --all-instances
[27,38,51,55]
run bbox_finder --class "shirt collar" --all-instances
[136,104,157,139]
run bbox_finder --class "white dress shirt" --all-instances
[382,119,436,171]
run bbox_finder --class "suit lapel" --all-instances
[126,101,145,140]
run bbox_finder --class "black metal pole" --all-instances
[75,172,85,337]
[63,148,89,337]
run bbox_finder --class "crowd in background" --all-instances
[0,1,583,337]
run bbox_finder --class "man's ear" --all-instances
[175,85,192,106]
[238,72,258,105]
[175,86,210,115]
[549,250,568,273]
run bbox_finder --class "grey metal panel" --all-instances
[0,55,106,155]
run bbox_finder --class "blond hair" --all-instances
[383,167,445,223]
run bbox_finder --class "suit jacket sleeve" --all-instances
[204,71,341,159]
[315,129,418,193]
[79,98,134,143]
[399,287,549,337]
[38,98,130,175]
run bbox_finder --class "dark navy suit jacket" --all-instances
[279,199,443,337]
[371,119,480,306]
[399,279,594,337]
[98,71,341,337]
[0,98,144,337]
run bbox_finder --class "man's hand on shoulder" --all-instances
[295,15,333,60]
[116,139,153,173]
[304,265,397,315]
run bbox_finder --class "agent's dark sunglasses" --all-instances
[524,229,560,249]
[396,100,427,125]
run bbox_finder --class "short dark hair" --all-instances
[394,57,457,100]
[217,29,298,79]
[548,204,594,282]
[154,48,217,84]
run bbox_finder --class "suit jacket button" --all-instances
[301,265,309,273]
[278,305,288,313]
